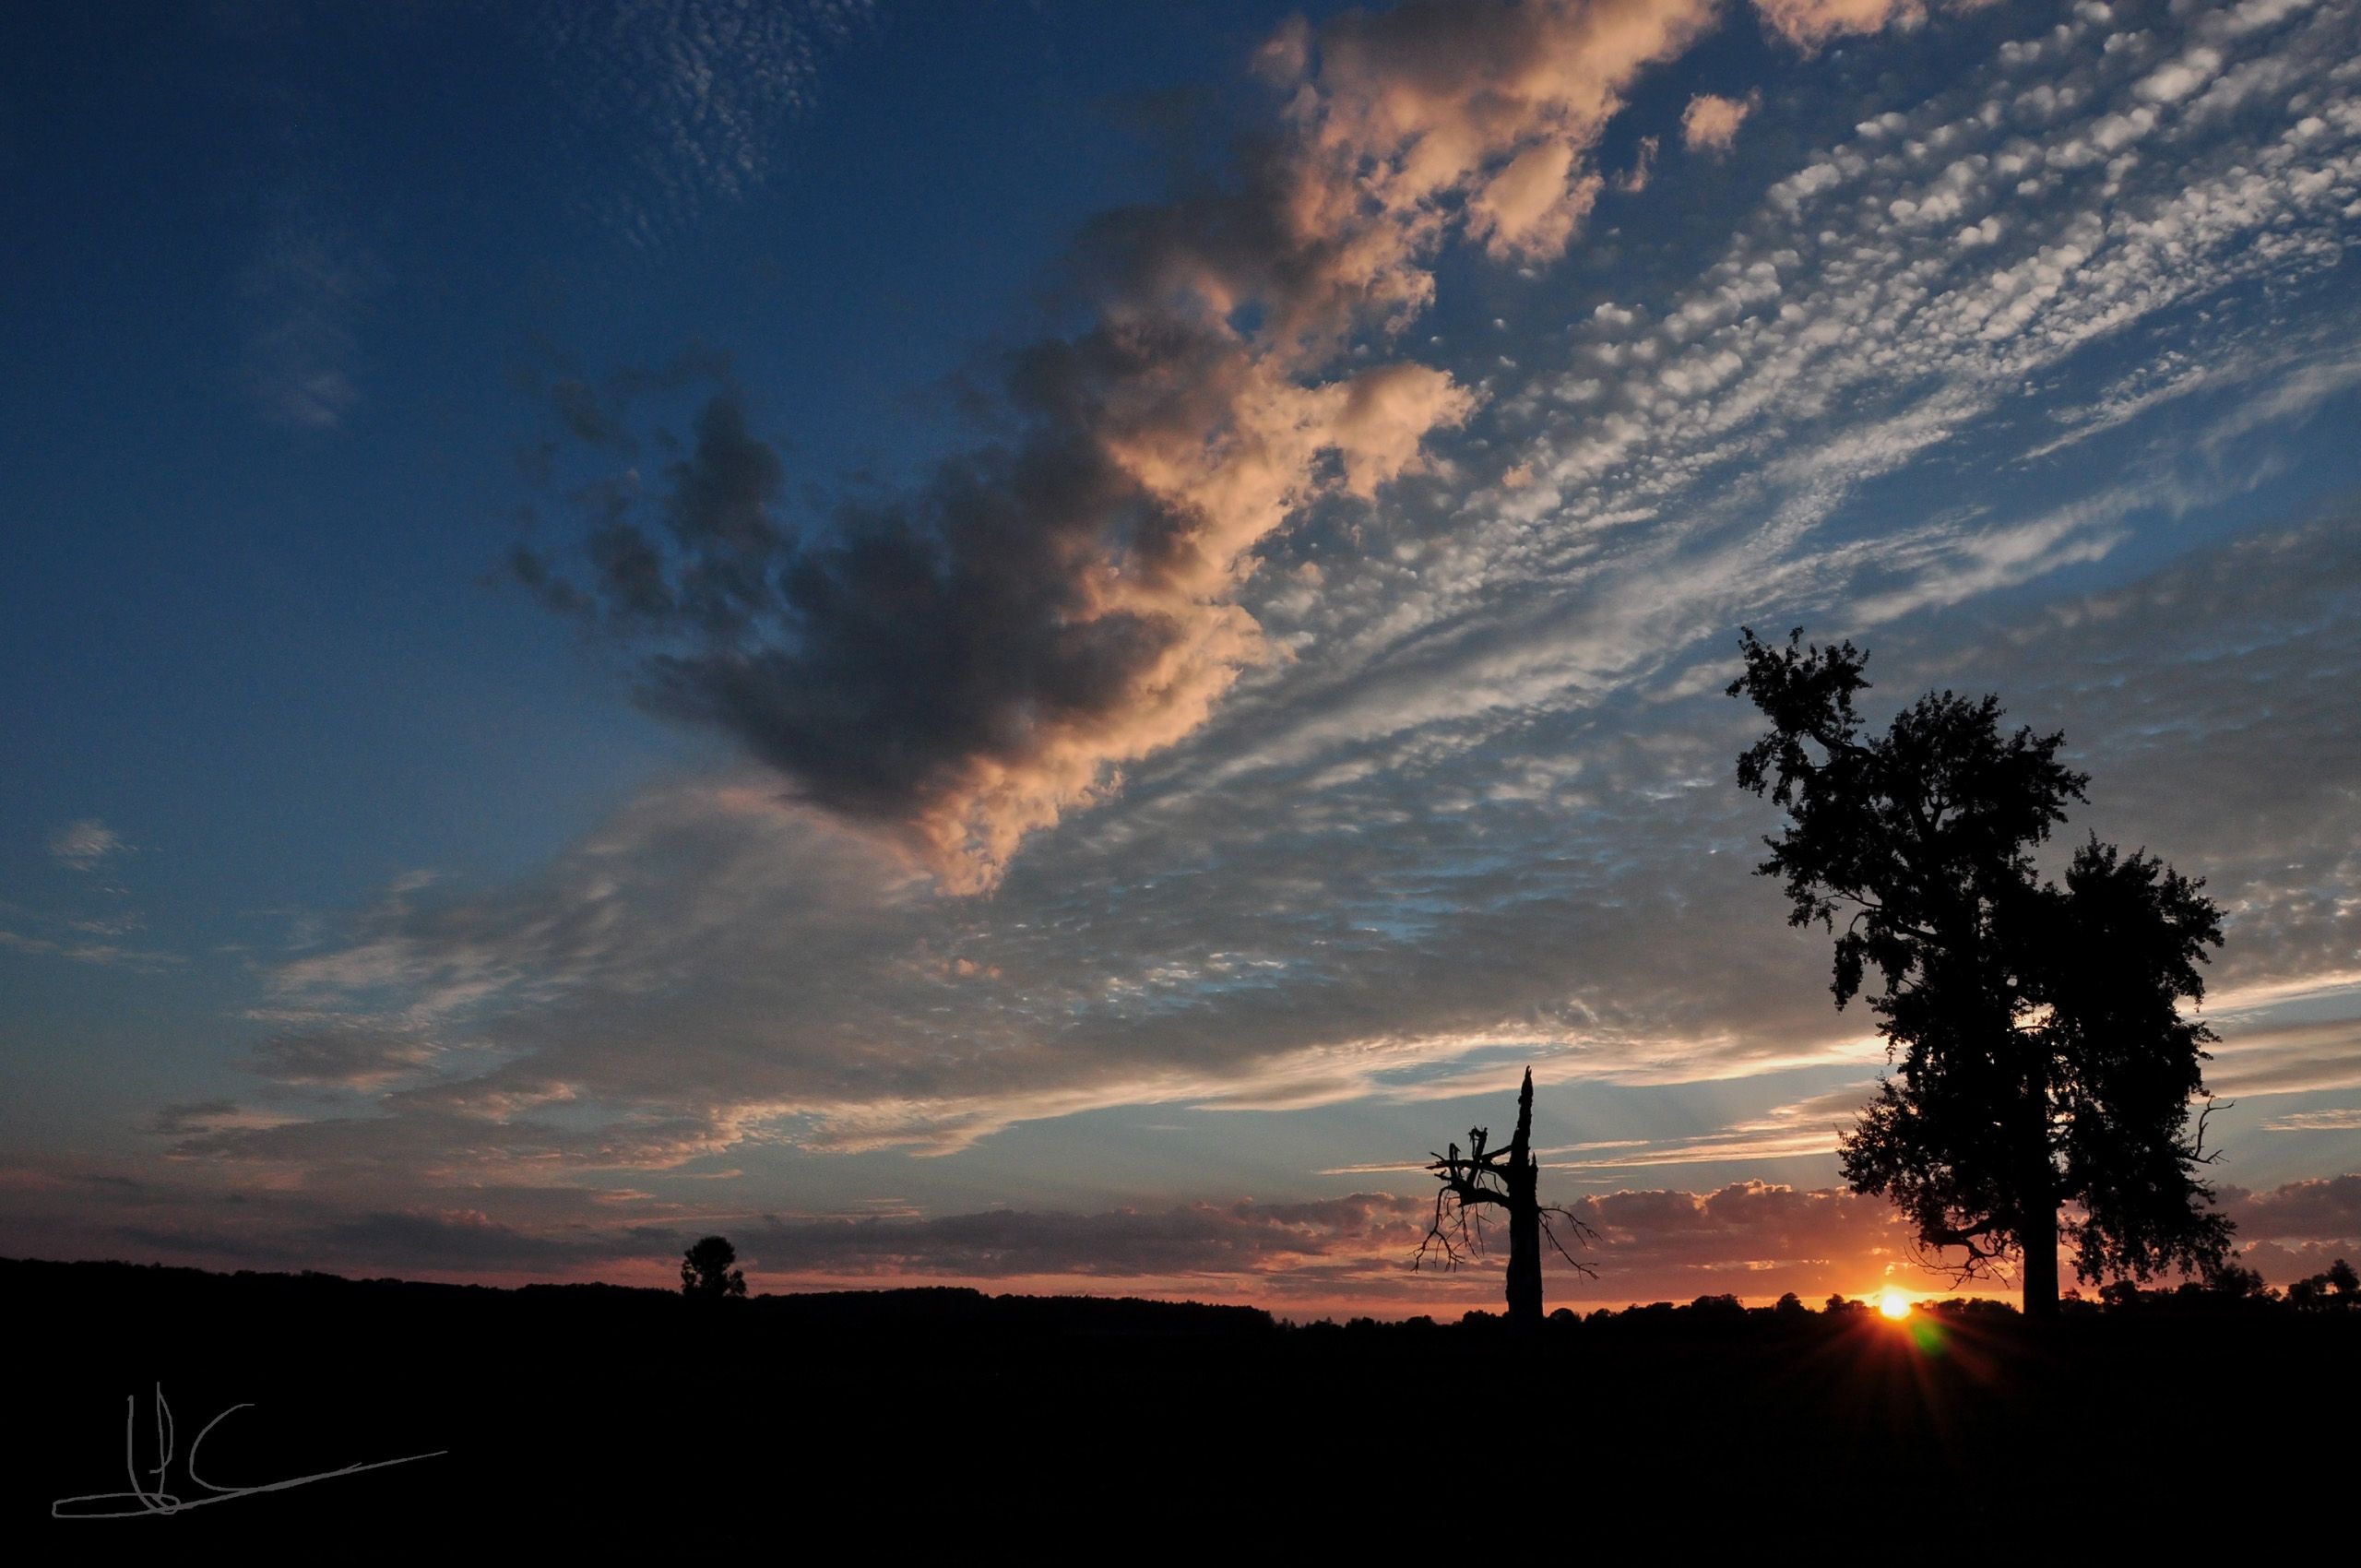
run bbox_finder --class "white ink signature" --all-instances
[52,1384,445,1519]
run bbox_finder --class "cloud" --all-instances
[306,1207,660,1271]
[239,205,376,430]
[2223,1174,2361,1244]
[148,1102,245,1137]
[249,1025,441,1090]
[1208,0,2361,788]
[1275,0,1719,268]
[522,0,1734,890]
[539,0,875,248]
[1752,0,1923,53]
[49,819,126,871]
[2202,1017,2361,1101]
[1616,134,1661,194]
[1539,1083,1877,1169]
[746,1193,1427,1280]
[1679,90,1756,152]
[2261,1108,2361,1133]
[200,758,1888,1169]
[1924,515,2361,1018]
[0,929,183,972]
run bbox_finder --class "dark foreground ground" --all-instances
[11,1257,2351,1548]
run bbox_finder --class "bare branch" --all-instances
[1537,1206,1599,1279]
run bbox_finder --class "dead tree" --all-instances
[1416,1067,1596,1331]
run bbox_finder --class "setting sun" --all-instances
[1880,1289,1913,1320]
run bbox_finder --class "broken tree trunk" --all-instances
[1419,1067,1586,1332]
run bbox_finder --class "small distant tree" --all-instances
[1416,1068,1596,1332]
[681,1234,748,1299]
[1729,628,2234,1318]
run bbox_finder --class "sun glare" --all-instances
[1879,1289,1913,1320]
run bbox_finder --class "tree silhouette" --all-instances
[1415,1068,1595,1331]
[2289,1258,2358,1310]
[1728,628,2233,1318]
[681,1235,748,1299]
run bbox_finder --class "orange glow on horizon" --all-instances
[1878,1289,1913,1320]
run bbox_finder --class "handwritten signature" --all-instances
[52,1384,445,1519]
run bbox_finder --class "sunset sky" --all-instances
[4,0,2357,1316]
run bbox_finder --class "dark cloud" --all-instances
[309,1208,667,1271]
[148,1101,243,1136]
[109,1209,665,1277]
[112,1223,308,1269]
[748,1193,1426,1279]
[2224,1174,2361,1245]
[2237,1239,2357,1281]
[528,342,1468,899]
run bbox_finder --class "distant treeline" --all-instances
[0,1256,1273,1337]
[7,1255,2351,1340]
[1323,1277,2356,1335]
[11,1253,2355,1541]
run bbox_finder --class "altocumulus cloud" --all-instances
[537,0,876,248]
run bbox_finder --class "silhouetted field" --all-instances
[13,1257,2350,1545]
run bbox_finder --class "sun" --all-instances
[1878,1289,1913,1320]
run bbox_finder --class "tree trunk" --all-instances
[2018,1053,2060,1321]
[1505,1069,1543,1332]
[1505,1179,1542,1331]
[2021,1171,2059,1320]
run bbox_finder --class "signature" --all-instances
[52,1384,445,1519]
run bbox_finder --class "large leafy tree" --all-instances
[1727,628,2233,1317]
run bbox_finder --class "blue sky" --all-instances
[4,0,2357,1312]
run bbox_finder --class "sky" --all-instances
[3,0,2357,1317]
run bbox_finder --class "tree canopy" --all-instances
[1728,628,2233,1314]
[681,1234,748,1299]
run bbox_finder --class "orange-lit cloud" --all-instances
[1679,90,1757,153]
[1752,0,1923,52]
[1290,0,1718,267]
